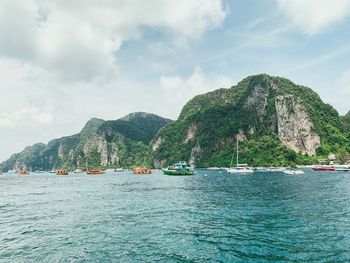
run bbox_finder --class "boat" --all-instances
[162,161,194,176]
[207,167,221,170]
[226,165,254,174]
[86,169,105,175]
[254,167,286,173]
[56,169,68,175]
[17,169,29,175]
[133,167,152,174]
[312,166,336,171]
[226,137,253,174]
[335,168,350,172]
[114,168,125,172]
[283,169,304,175]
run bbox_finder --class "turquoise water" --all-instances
[1,170,350,262]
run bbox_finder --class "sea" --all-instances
[1,169,350,262]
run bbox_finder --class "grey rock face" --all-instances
[275,95,320,155]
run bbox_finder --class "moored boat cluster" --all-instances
[3,163,350,177]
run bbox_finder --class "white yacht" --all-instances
[283,169,304,175]
[226,164,254,174]
[226,137,253,174]
[255,167,286,173]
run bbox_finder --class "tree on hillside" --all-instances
[337,148,349,164]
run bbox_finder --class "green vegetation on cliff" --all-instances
[0,112,171,171]
[153,74,349,167]
[2,74,350,171]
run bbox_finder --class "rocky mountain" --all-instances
[2,74,349,171]
[0,112,171,171]
[152,74,348,167]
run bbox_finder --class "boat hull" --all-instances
[162,169,194,176]
[312,167,336,171]
[56,169,68,175]
[335,168,350,172]
[283,170,304,175]
[133,167,152,174]
[86,170,105,175]
[254,167,286,173]
[226,168,253,174]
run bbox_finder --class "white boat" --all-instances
[227,165,254,174]
[226,137,253,174]
[207,167,221,170]
[255,167,286,173]
[283,169,304,175]
[335,168,350,172]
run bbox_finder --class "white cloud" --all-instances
[0,1,226,161]
[148,42,175,56]
[0,107,53,127]
[159,66,233,117]
[277,0,350,35]
[0,0,226,81]
[0,118,15,128]
[31,112,53,124]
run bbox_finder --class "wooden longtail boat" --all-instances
[56,169,68,175]
[86,169,105,175]
[132,167,152,174]
[17,169,29,175]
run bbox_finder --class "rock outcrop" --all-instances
[184,122,197,144]
[1,74,345,170]
[244,84,268,122]
[0,112,171,171]
[275,95,320,155]
[153,74,343,166]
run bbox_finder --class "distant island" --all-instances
[2,74,350,172]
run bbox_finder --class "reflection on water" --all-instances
[1,170,350,262]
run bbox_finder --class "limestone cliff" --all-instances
[1,74,346,170]
[275,95,320,155]
[153,74,344,167]
[0,112,171,171]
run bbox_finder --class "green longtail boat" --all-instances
[162,161,194,176]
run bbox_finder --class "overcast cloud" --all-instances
[1,0,350,161]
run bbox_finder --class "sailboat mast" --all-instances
[236,136,239,167]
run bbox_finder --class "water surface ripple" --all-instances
[1,170,350,262]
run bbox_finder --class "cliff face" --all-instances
[1,74,347,170]
[153,74,344,167]
[0,112,171,171]
[275,95,320,155]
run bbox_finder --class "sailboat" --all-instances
[226,136,253,174]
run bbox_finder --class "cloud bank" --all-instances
[277,0,350,35]
[0,0,226,81]
[0,0,227,161]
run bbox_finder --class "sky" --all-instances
[1,0,350,161]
